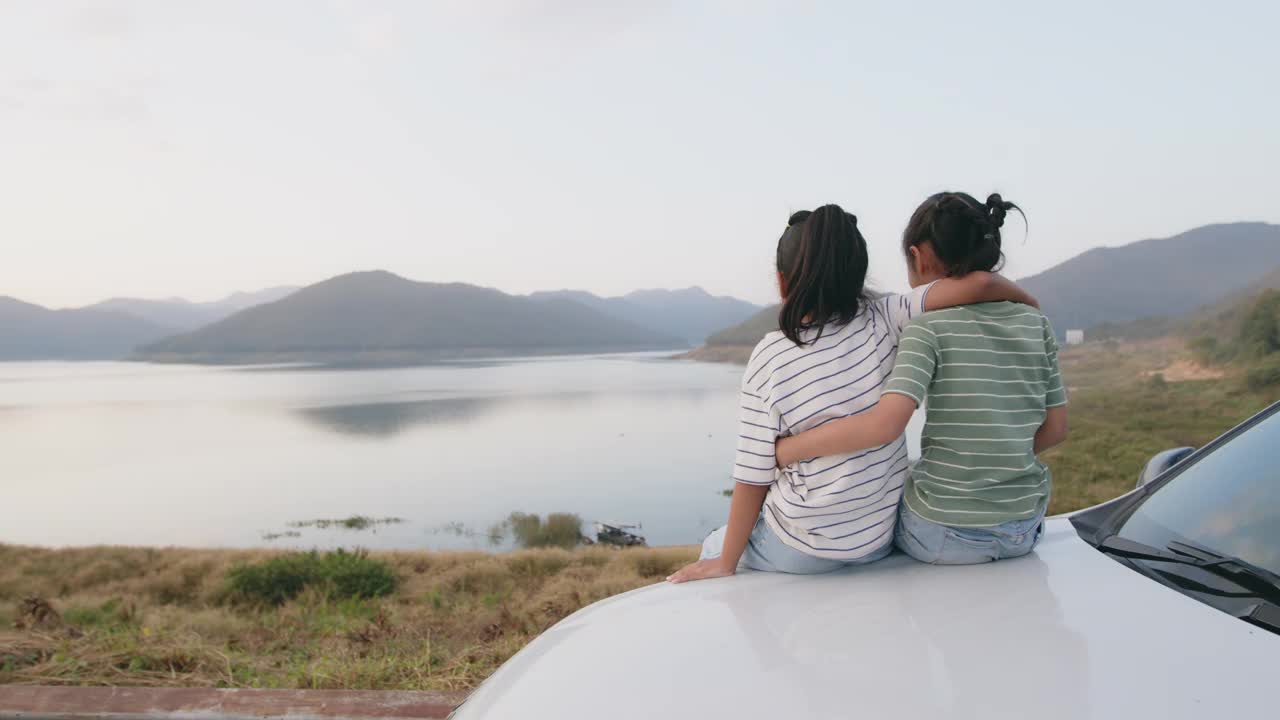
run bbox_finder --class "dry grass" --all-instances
[0,544,696,691]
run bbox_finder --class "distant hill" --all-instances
[705,305,779,347]
[88,286,297,331]
[136,271,686,365]
[1092,266,1280,342]
[0,297,171,361]
[529,287,760,345]
[690,222,1280,363]
[677,305,780,364]
[212,286,300,313]
[1020,222,1280,335]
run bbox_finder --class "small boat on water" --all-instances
[593,522,646,547]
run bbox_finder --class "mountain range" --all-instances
[0,297,171,361]
[4,278,761,363]
[1091,265,1280,342]
[529,287,761,345]
[134,272,713,364]
[690,222,1280,361]
[7,221,1280,365]
[87,287,299,332]
[0,287,300,361]
[1019,222,1280,334]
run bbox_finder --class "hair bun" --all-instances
[985,193,1012,230]
[787,210,812,228]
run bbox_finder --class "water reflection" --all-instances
[1,357,741,549]
[294,387,730,439]
[235,358,522,373]
[296,396,508,437]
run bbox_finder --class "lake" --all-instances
[0,354,748,551]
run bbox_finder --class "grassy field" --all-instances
[6,337,1280,692]
[1042,338,1280,513]
[0,544,695,690]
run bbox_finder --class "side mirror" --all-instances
[1137,447,1195,489]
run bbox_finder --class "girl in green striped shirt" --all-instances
[776,192,1069,564]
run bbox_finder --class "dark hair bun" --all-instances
[985,193,1012,230]
[902,191,1019,277]
[787,210,812,228]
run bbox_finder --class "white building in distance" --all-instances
[1065,329,1085,345]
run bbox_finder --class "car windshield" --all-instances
[1119,409,1280,576]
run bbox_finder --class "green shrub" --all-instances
[1239,290,1280,357]
[226,554,316,605]
[1189,336,1223,365]
[226,549,396,606]
[318,549,397,600]
[498,513,584,549]
[63,599,134,629]
[1246,356,1280,390]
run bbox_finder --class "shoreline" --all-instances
[673,344,753,365]
[130,344,694,368]
[0,539,694,553]
[1,347,697,369]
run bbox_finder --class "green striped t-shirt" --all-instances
[883,302,1067,527]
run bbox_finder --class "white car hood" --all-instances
[457,519,1280,719]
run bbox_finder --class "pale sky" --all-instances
[3,1,1277,309]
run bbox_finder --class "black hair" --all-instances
[775,204,869,346]
[902,192,1024,276]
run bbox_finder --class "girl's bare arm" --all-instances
[776,394,918,467]
[667,482,769,583]
[924,272,1038,311]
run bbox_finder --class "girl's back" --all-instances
[741,288,930,559]
[667,202,1045,584]
[884,301,1066,527]
[768,192,1067,567]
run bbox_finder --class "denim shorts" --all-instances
[894,503,1044,565]
[700,513,892,575]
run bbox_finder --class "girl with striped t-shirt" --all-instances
[668,203,1039,584]
[775,193,1068,565]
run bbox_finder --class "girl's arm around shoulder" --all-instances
[776,319,939,466]
[880,273,1037,338]
[776,393,918,467]
[924,272,1039,311]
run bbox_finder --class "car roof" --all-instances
[457,519,1280,720]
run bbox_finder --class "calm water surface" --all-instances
[0,354,745,550]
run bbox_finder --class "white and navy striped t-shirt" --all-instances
[735,283,935,560]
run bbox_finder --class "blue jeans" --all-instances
[700,513,893,574]
[894,503,1044,565]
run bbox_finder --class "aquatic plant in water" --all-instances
[286,516,405,531]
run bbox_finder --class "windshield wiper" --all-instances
[1164,539,1280,595]
[1098,535,1280,630]
[1099,535,1280,588]
[1097,535,1212,566]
